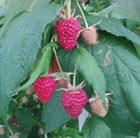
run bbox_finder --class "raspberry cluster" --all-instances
[32,8,107,119]
[55,16,98,50]
[33,74,88,118]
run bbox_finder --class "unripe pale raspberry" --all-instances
[61,89,88,119]
[33,77,56,103]
[57,78,68,89]
[55,17,81,50]
[0,125,4,136]
[81,25,97,45]
[9,134,19,138]
[89,96,109,117]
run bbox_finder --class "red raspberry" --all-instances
[47,57,59,74]
[61,89,88,119]
[52,57,59,72]
[33,77,56,103]
[47,68,53,74]
[55,17,81,50]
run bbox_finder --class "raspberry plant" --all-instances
[0,0,140,138]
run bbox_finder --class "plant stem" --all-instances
[67,0,71,18]
[94,90,98,96]
[7,124,14,136]
[53,47,64,77]
[3,118,14,136]
[73,65,77,87]
[27,0,37,12]
[77,43,80,48]
[76,1,88,28]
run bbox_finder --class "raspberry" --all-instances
[9,134,19,138]
[81,25,97,45]
[47,68,53,74]
[61,89,88,119]
[57,78,68,89]
[82,0,89,4]
[89,96,109,117]
[33,77,56,103]
[47,57,59,74]
[0,125,4,136]
[55,17,81,50]
[52,57,59,72]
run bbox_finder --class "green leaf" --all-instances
[0,7,6,17]
[76,48,106,106]
[16,108,33,131]
[87,16,140,47]
[112,133,138,138]
[134,46,140,58]
[18,46,52,92]
[0,0,50,39]
[0,11,26,40]
[134,29,140,58]
[57,48,77,72]
[0,0,49,30]
[112,6,140,22]
[90,33,140,136]
[96,4,140,22]
[58,128,83,138]
[114,0,140,18]
[83,116,111,138]
[6,0,49,17]
[42,90,70,133]
[0,0,5,7]
[0,4,61,117]
[112,44,140,121]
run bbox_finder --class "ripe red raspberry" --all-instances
[33,77,56,103]
[47,57,59,74]
[55,17,81,50]
[61,89,88,119]
[52,57,59,72]
[47,68,53,74]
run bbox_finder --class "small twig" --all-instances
[94,20,102,26]
[73,66,77,87]
[53,47,64,77]
[67,0,71,18]
[76,1,88,28]
[27,0,37,12]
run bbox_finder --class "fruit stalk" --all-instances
[67,0,71,18]
[73,65,77,87]
[53,47,64,77]
[27,0,37,12]
[7,123,14,136]
[76,1,88,28]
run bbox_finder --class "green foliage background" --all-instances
[0,0,140,138]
